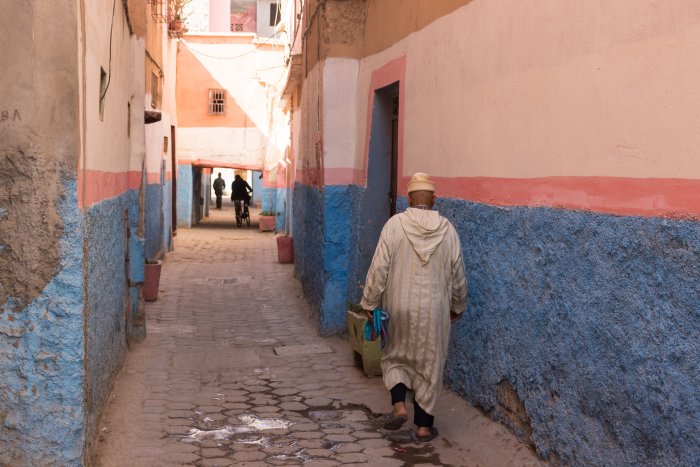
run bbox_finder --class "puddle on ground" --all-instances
[269,451,311,464]
[308,410,340,422]
[390,443,454,467]
[239,414,292,431]
[182,414,293,444]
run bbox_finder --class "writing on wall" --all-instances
[1,110,22,122]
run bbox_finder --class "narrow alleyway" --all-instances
[95,205,542,467]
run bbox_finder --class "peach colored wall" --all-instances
[299,0,700,217]
[396,0,700,181]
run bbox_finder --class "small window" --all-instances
[99,67,107,121]
[231,23,244,32]
[151,72,160,109]
[208,89,226,115]
[269,2,280,27]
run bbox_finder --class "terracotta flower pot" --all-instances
[143,261,162,301]
[170,19,183,32]
[276,235,293,263]
[259,215,275,232]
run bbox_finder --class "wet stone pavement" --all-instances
[96,206,542,467]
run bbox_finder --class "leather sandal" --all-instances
[412,426,439,442]
[383,414,407,430]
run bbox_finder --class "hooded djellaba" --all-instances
[360,173,468,418]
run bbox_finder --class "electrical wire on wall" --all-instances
[100,0,118,103]
[179,30,284,60]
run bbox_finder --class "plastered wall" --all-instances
[291,1,700,464]
[318,0,700,218]
[0,1,85,464]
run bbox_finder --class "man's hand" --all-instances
[450,311,462,323]
[364,309,374,323]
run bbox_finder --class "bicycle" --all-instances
[233,197,251,227]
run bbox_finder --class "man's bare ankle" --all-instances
[393,403,407,417]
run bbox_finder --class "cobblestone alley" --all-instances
[95,206,542,467]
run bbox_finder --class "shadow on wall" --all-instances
[176,42,255,128]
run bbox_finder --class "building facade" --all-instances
[176,0,290,228]
[283,1,700,465]
[0,1,177,463]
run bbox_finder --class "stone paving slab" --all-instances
[94,208,543,466]
[273,343,334,357]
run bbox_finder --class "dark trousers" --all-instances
[390,383,434,427]
[215,193,222,209]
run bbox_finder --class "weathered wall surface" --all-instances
[440,197,700,466]
[84,189,143,452]
[177,164,194,227]
[79,0,148,458]
[292,184,325,320]
[0,1,87,464]
[0,180,86,466]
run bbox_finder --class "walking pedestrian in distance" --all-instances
[213,173,225,209]
[360,172,468,442]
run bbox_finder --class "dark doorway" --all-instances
[193,167,202,225]
[358,81,400,289]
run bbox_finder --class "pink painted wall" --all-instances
[303,1,700,218]
[209,0,230,32]
[230,3,256,33]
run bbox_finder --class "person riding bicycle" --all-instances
[231,175,253,225]
[230,174,253,207]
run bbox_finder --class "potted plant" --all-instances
[169,0,193,34]
[259,211,276,232]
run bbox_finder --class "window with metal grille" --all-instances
[231,23,243,31]
[208,89,226,115]
[269,2,280,27]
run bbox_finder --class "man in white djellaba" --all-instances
[360,172,468,442]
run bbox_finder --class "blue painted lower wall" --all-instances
[294,185,700,465]
[252,171,263,207]
[275,187,288,232]
[162,180,173,252]
[293,183,325,319]
[438,198,700,466]
[145,182,163,260]
[262,186,277,215]
[145,180,173,259]
[293,183,363,334]
[0,178,85,465]
[177,164,193,228]
[262,186,289,232]
[84,188,144,456]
